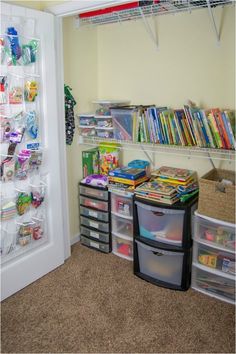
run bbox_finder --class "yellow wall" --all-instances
[62,5,235,241]
[3,1,65,10]
[63,18,98,239]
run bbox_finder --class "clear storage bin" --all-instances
[193,241,235,276]
[80,196,108,212]
[80,206,109,222]
[80,235,110,253]
[135,201,185,245]
[111,214,133,238]
[194,212,235,252]
[94,115,113,128]
[135,240,185,286]
[192,265,235,304]
[111,107,137,141]
[80,216,109,233]
[111,192,133,218]
[112,234,133,260]
[95,127,114,139]
[80,225,109,243]
[78,114,95,126]
[79,184,108,201]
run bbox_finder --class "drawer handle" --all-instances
[152,211,164,216]
[152,251,163,256]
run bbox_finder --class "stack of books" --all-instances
[108,166,149,191]
[135,166,198,204]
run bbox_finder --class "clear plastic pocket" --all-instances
[0,222,17,256]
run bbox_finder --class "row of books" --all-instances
[108,166,148,190]
[134,105,235,150]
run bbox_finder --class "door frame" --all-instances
[54,16,71,260]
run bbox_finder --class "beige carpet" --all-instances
[1,243,235,353]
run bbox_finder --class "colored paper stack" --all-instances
[1,200,17,221]
[135,166,198,204]
[108,166,148,191]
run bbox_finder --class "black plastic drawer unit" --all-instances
[79,183,111,253]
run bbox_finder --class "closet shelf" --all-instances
[78,136,235,161]
[76,0,233,27]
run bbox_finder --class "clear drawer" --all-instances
[111,214,133,238]
[79,185,108,201]
[192,265,235,304]
[135,240,185,286]
[112,233,133,260]
[80,225,109,243]
[80,235,110,253]
[193,241,235,276]
[135,201,185,246]
[111,192,133,218]
[80,206,109,222]
[193,213,235,253]
[80,216,109,233]
[80,195,108,212]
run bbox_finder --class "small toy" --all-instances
[32,224,43,240]
[3,159,15,182]
[31,190,44,208]
[117,242,132,257]
[18,223,32,246]
[24,80,38,102]
[9,86,23,104]
[81,174,108,187]
[0,76,7,104]
[204,230,215,242]
[15,150,31,180]
[16,192,32,215]
[25,111,38,139]
[22,40,38,65]
[7,27,21,63]
[198,254,217,268]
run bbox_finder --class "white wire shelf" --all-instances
[76,0,234,27]
[78,136,236,161]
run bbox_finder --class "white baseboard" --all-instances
[70,233,80,246]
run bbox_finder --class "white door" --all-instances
[0,3,67,300]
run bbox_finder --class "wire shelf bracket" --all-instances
[206,0,221,44]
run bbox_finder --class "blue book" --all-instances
[109,167,146,180]
[221,111,235,148]
[196,111,211,147]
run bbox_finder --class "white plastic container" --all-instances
[111,192,133,219]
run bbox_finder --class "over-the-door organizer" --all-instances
[110,188,134,261]
[0,19,47,263]
[192,211,235,304]
[79,182,111,253]
[133,195,198,290]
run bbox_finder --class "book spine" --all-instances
[196,111,211,147]
[216,110,231,149]
[200,110,216,148]
[174,112,185,146]
[222,111,236,149]
[109,176,147,185]
[211,109,226,149]
[183,105,197,145]
[207,112,223,148]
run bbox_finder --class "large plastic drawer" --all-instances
[80,195,108,212]
[80,235,110,253]
[193,212,235,253]
[80,206,109,222]
[80,216,109,233]
[112,233,133,260]
[193,241,235,276]
[111,192,133,218]
[111,214,133,238]
[79,185,108,201]
[192,265,235,304]
[134,240,190,289]
[81,225,110,243]
[135,201,185,246]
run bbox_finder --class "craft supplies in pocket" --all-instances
[9,111,25,143]
[31,182,45,209]
[0,75,8,105]
[21,38,39,66]
[0,117,11,143]
[8,75,24,104]
[15,149,31,180]
[31,217,44,240]
[1,157,15,182]
[16,191,32,216]
[0,195,17,221]
[24,78,39,103]
[25,110,38,140]
[17,221,33,246]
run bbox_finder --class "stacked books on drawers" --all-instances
[79,182,111,253]
[192,211,235,304]
[110,188,134,261]
[133,195,198,290]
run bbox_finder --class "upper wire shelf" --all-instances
[79,136,236,162]
[76,0,234,27]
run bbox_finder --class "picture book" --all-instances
[108,166,146,180]
[153,166,192,180]
[135,193,179,205]
[108,175,148,186]
[135,180,177,196]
